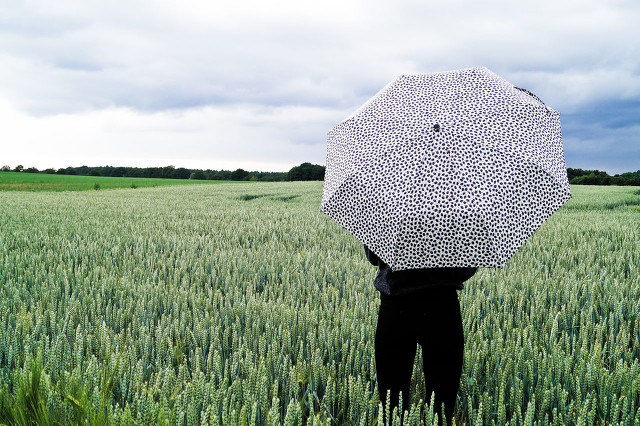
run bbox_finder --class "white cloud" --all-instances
[0,99,340,171]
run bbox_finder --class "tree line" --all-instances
[2,164,638,185]
[1,163,326,182]
[567,168,640,186]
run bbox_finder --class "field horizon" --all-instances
[0,171,241,192]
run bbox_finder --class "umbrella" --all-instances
[321,67,571,270]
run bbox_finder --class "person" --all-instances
[364,245,476,424]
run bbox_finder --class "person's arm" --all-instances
[447,267,477,283]
[464,267,478,281]
[363,245,380,267]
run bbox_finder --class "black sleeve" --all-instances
[461,267,478,282]
[363,245,380,267]
[446,267,478,283]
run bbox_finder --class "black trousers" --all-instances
[375,287,464,423]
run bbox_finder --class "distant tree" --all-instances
[77,165,90,175]
[174,168,191,179]
[572,173,604,185]
[162,166,176,179]
[43,168,57,174]
[287,162,325,181]
[143,167,163,178]
[566,168,584,181]
[1,165,10,172]
[231,168,250,181]
[310,165,325,180]
[131,168,144,178]
[190,170,207,180]
[113,167,126,177]
[568,168,614,185]
[89,169,101,176]
[612,170,640,186]
[13,165,23,172]
[24,167,39,173]
[210,173,224,180]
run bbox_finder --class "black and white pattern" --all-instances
[321,67,571,270]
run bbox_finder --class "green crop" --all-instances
[0,183,638,425]
[0,171,233,192]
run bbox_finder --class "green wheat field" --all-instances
[0,172,233,192]
[0,181,638,425]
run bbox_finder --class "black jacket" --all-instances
[364,245,477,296]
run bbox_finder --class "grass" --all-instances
[0,182,638,424]
[0,171,237,192]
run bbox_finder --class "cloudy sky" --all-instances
[1,0,638,174]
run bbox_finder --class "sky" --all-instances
[0,0,638,174]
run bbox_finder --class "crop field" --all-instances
[0,172,231,192]
[0,182,638,425]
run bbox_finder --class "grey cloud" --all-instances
[561,99,640,174]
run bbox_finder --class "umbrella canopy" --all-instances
[321,67,571,270]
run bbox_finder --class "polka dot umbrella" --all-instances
[321,67,571,270]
